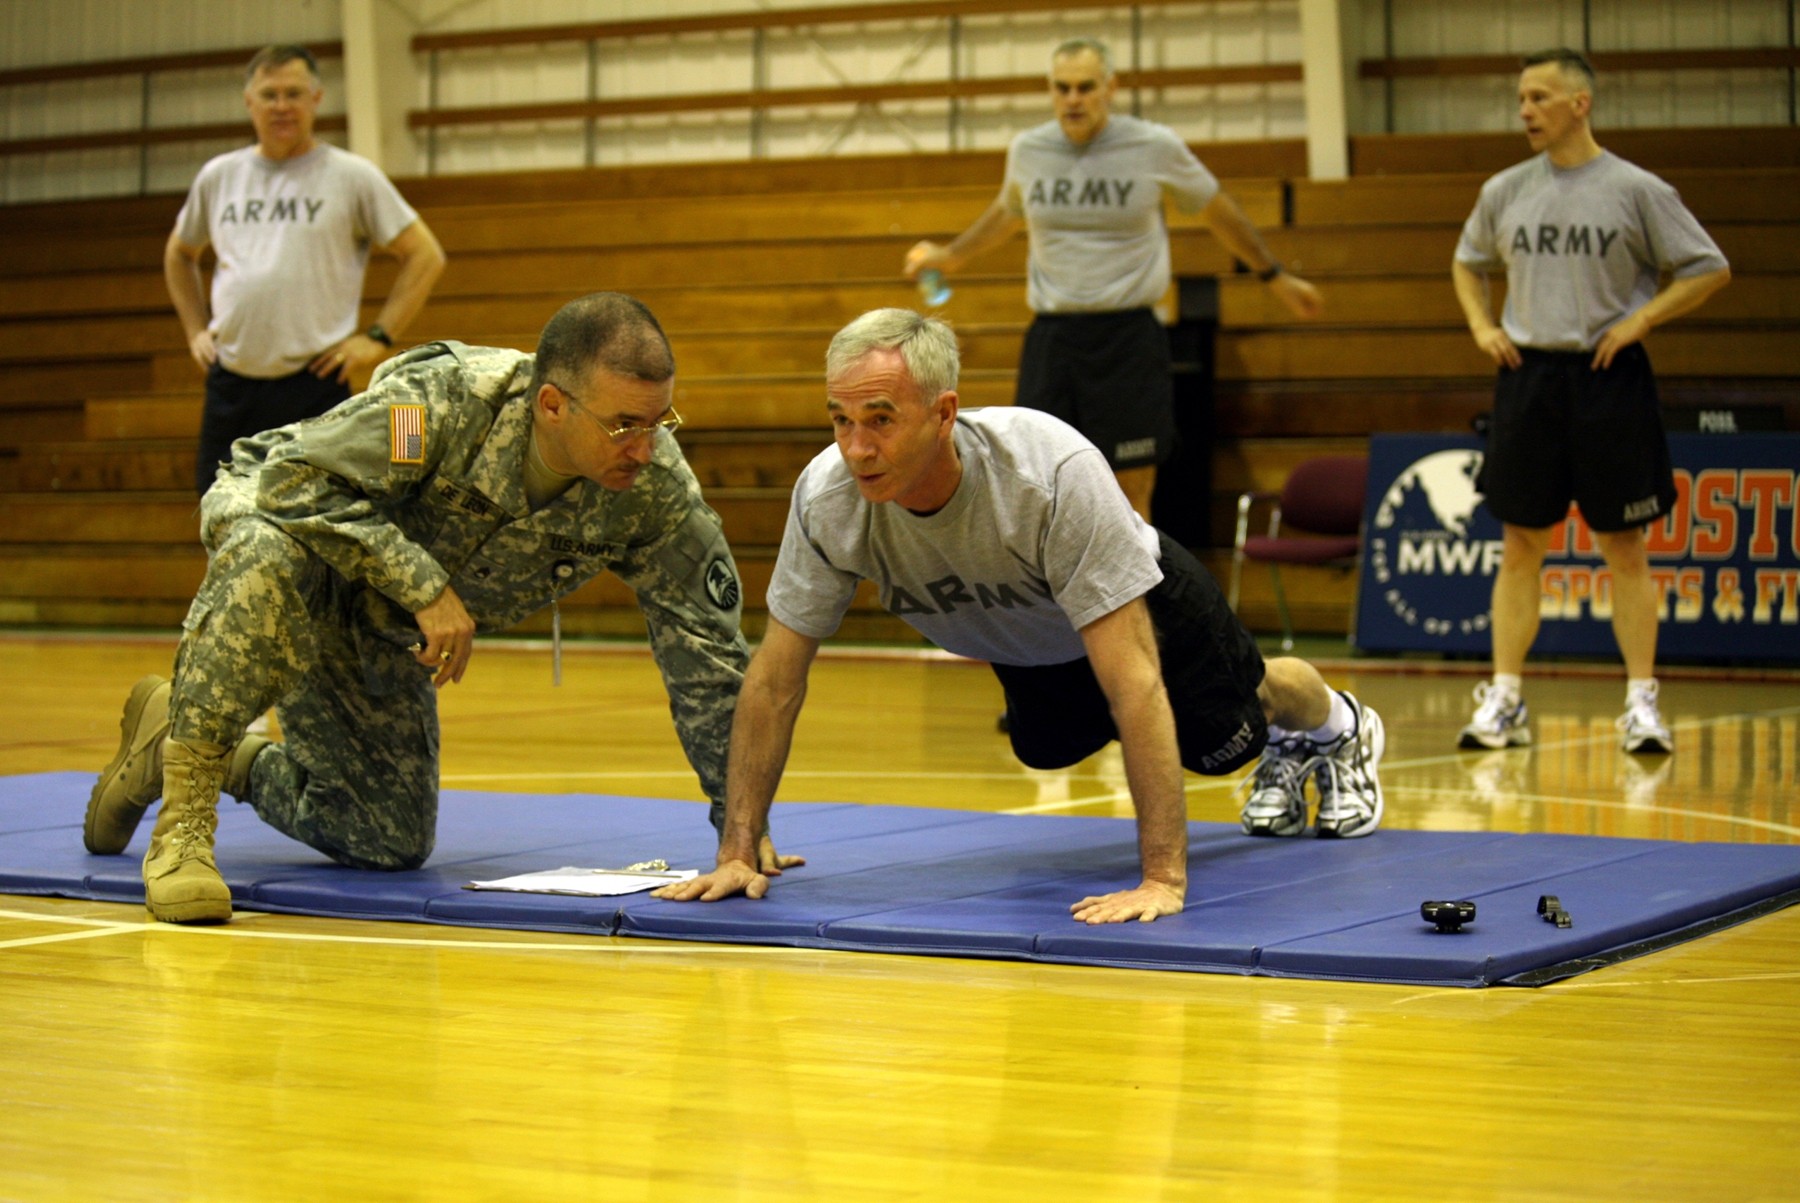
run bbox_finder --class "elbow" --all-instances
[418,244,449,287]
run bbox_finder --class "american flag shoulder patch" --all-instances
[389,404,426,464]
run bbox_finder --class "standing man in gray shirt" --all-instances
[653,309,1386,926]
[905,36,1322,521]
[1452,48,1730,755]
[166,44,447,497]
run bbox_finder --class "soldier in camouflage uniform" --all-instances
[86,293,754,925]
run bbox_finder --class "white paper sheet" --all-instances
[464,866,698,897]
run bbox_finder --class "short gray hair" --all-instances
[245,45,320,85]
[1051,37,1113,80]
[826,309,960,401]
[1522,47,1597,98]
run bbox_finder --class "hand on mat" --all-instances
[758,833,805,876]
[1069,880,1185,925]
[652,858,766,902]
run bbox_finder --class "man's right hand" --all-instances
[903,240,950,280]
[188,329,219,372]
[1472,325,1522,369]
[651,858,768,903]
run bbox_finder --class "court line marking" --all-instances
[443,769,1117,785]
[1380,786,1800,838]
[1546,969,1800,990]
[0,906,814,955]
[10,906,1794,991]
[0,925,147,950]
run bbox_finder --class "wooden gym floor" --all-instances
[1,633,1796,1201]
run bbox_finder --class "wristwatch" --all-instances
[364,323,394,347]
[1257,262,1285,282]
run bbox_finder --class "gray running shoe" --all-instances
[1617,682,1673,754]
[1239,733,1312,838]
[1458,682,1530,750]
[1311,693,1385,839]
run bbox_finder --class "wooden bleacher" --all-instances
[1,141,1795,640]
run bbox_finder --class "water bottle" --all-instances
[917,268,952,308]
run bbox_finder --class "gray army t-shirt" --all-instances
[175,143,420,378]
[766,407,1164,666]
[1455,150,1728,351]
[1003,114,1220,313]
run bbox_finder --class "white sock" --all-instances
[1493,673,1523,699]
[1627,677,1658,704]
[1305,690,1355,744]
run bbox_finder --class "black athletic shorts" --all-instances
[1476,344,1676,532]
[198,361,352,496]
[992,533,1268,776]
[1014,308,1174,470]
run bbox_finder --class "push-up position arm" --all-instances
[654,618,820,902]
[1068,598,1189,924]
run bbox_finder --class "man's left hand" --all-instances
[1591,312,1649,370]
[309,333,390,384]
[1069,880,1185,925]
[1269,272,1324,319]
[758,833,806,876]
[413,585,476,688]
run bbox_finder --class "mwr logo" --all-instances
[704,557,740,610]
[1367,449,1503,640]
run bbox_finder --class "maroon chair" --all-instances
[1228,455,1369,651]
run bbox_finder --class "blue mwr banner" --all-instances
[1354,433,1800,662]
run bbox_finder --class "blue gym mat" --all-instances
[4,771,1797,987]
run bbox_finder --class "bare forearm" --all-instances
[944,199,1023,272]
[1635,267,1731,332]
[163,240,210,339]
[1451,261,1499,330]
[1200,191,1282,276]
[373,227,447,338]
[1113,687,1189,891]
[716,683,804,864]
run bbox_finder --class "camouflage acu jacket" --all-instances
[203,341,749,806]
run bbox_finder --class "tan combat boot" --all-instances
[87,675,172,854]
[88,678,272,855]
[143,737,234,924]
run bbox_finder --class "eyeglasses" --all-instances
[550,382,683,443]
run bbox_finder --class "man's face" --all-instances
[827,349,958,513]
[541,366,677,492]
[1517,62,1588,154]
[245,59,322,160]
[1050,49,1116,145]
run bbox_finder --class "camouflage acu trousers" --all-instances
[170,506,440,871]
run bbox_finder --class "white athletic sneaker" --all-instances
[1239,733,1312,838]
[1458,683,1531,750]
[1311,693,1385,839]
[1618,683,1673,754]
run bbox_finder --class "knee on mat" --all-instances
[330,842,432,873]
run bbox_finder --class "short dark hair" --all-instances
[245,45,320,85]
[1522,48,1596,94]
[530,293,676,399]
